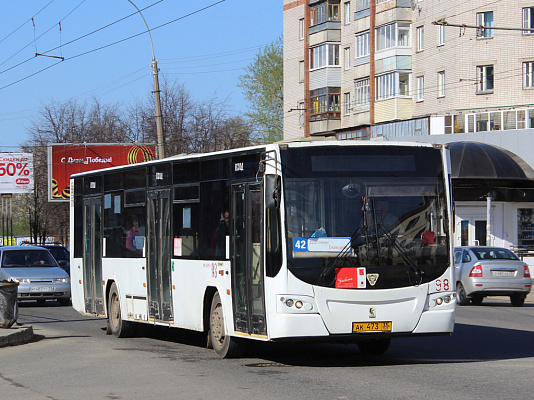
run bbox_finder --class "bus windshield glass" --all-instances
[281,145,450,289]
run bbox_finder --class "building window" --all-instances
[299,60,305,83]
[524,61,534,88]
[416,75,424,101]
[445,115,465,134]
[344,47,351,70]
[355,0,370,12]
[310,87,340,120]
[416,26,424,51]
[355,31,370,58]
[377,23,395,50]
[476,11,493,38]
[398,23,411,47]
[310,0,340,26]
[354,78,370,107]
[310,43,340,69]
[398,72,410,96]
[376,22,411,51]
[477,65,494,93]
[343,92,351,115]
[439,25,446,45]
[376,72,410,100]
[299,18,305,40]
[376,73,395,100]
[344,1,351,25]
[518,209,534,248]
[523,7,534,34]
[438,71,445,97]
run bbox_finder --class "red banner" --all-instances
[48,144,156,201]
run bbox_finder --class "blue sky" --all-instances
[0,0,282,151]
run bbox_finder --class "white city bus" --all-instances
[70,140,456,357]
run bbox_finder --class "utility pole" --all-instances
[128,0,165,159]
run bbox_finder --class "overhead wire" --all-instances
[0,0,55,46]
[0,0,228,92]
[0,0,87,68]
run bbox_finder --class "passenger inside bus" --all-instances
[125,217,143,256]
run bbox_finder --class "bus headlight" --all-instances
[428,292,456,308]
[278,295,316,313]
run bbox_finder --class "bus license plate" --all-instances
[352,321,392,332]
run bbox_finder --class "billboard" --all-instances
[48,143,156,202]
[0,153,34,194]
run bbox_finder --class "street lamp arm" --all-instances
[126,0,165,159]
[127,0,156,61]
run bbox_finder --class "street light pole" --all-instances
[127,0,165,159]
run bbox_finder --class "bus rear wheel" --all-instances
[108,282,135,338]
[357,338,391,355]
[209,292,244,358]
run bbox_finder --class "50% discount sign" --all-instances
[0,161,31,177]
[0,153,34,193]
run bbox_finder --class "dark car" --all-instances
[41,245,70,275]
[0,246,71,306]
[454,246,531,306]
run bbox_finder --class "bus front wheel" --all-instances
[209,292,244,358]
[108,282,135,338]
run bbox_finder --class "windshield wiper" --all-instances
[318,224,367,285]
[379,228,424,286]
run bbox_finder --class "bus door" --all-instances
[146,189,173,322]
[83,197,105,315]
[231,182,267,336]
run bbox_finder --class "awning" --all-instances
[449,141,534,180]
[448,142,534,202]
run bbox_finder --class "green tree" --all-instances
[238,36,283,143]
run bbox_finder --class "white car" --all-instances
[0,246,71,306]
[454,247,531,306]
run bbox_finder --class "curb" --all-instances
[0,326,34,348]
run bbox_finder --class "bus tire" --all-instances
[108,282,135,338]
[357,338,391,355]
[209,292,243,358]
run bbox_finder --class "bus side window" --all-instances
[173,204,199,258]
[123,207,146,257]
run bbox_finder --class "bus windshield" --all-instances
[281,145,450,289]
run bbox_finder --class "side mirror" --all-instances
[265,174,280,210]
[58,260,67,267]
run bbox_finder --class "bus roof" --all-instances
[70,140,445,178]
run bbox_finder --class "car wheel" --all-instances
[108,282,136,338]
[510,294,525,307]
[209,292,244,358]
[358,338,391,355]
[58,298,71,306]
[471,295,483,306]
[456,282,470,306]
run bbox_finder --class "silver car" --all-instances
[0,246,71,306]
[454,246,531,307]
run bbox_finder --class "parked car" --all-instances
[40,245,70,275]
[454,246,531,306]
[0,246,71,306]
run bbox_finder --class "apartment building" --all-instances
[283,0,534,257]
[283,0,534,140]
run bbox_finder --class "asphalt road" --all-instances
[0,296,533,400]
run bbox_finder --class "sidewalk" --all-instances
[0,325,34,348]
